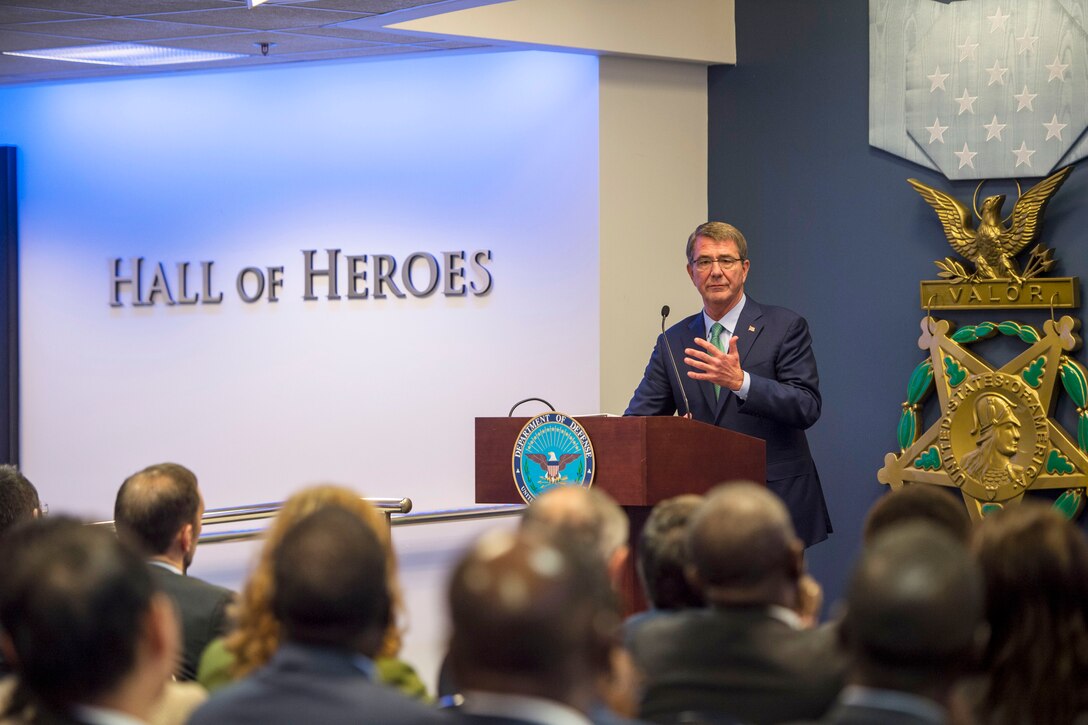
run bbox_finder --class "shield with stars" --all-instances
[871,0,1088,180]
[879,315,1088,518]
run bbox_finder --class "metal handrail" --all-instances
[91,496,413,529]
[196,503,526,545]
[389,503,525,527]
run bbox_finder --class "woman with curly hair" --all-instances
[195,485,428,700]
[966,502,1088,725]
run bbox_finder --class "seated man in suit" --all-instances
[189,506,447,725]
[628,483,844,725]
[441,487,639,724]
[114,462,234,681]
[0,464,42,678]
[623,494,705,647]
[447,529,622,725]
[0,517,179,725]
[817,523,986,724]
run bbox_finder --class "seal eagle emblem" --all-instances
[511,413,596,503]
[908,165,1071,283]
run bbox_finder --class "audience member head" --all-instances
[686,482,802,607]
[862,485,971,545]
[447,529,619,712]
[272,506,390,655]
[0,517,178,719]
[0,465,40,535]
[637,494,705,610]
[114,463,203,571]
[971,503,1088,725]
[841,522,985,702]
[521,486,629,585]
[228,485,405,678]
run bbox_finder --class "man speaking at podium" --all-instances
[625,222,831,546]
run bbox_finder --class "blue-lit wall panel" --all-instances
[0,49,600,682]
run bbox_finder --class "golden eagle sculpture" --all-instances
[908,166,1072,283]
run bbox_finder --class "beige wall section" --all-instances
[599,56,708,414]
[389,0,736,65]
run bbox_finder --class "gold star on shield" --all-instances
[879,315,1088,519]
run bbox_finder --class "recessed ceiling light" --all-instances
[3,43,248,67]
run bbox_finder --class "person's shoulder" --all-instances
[186,675,266,723]
[151,566,234,605]
[747,297,807,324]
[179,571,234,600]
[629,607,711,645]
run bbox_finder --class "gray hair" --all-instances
[686,221,748,263]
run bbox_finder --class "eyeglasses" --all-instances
[691,256,744,272]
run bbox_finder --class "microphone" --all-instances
[660,306,692,419]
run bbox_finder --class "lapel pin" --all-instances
[748,325,756,332]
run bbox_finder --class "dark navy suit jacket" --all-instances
[188,642,449,725]
[624,298,831,545]
[147,564,233,682]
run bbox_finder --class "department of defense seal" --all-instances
[511,412,595,503]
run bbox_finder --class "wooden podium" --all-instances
[475,415,766,613]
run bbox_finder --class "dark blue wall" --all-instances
[0,146,17,466]
[708,0,1088,608]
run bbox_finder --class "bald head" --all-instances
[687,483,801,605]
[448,530,618,708]
[114,463,202,564]
[521,486,628,564]
[843,522,984,692]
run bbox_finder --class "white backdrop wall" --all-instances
[0,49,601,686]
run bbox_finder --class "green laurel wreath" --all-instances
[896,320,1085,519]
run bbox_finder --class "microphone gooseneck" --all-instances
[659,306,692,419]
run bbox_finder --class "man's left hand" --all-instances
[684,336,743,391]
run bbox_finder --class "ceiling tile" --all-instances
[290,25,423,44]
[0,0,237,16]
[10,17,243,40]
[298,0,445,11]
[147,29,377,54]
[0,7,100,24]
[0,27,94,50]
[143,6,368,31]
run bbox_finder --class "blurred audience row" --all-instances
[0,463,1086,725]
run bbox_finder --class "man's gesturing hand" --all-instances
[684,336,743,391]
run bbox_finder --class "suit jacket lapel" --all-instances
[734,297,764,366]
[685,314,718,416]
[713,297,764,421]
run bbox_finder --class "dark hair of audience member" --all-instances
[272,505,391,653]
[0,517,156,715]
[229,485,405,678]
[862,485,971,545]
[841,522,985,698]
[686,482,802,604]
[637,494,704,609]
[447,530,620,707]
[114,463,200,555]
[971,503,1088,725]
[0,465,39,535]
